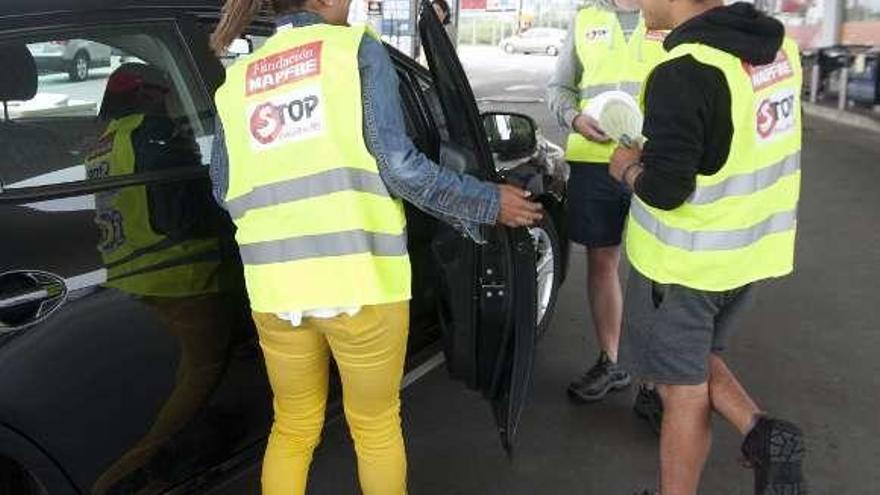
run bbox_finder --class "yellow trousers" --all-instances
[253,302,409,495]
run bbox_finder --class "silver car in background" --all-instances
[500,28,566,56]
[28,39,112,81]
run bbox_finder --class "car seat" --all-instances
[0,44,69,188]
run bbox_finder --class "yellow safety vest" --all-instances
[86,114,220,297]
[565,7,667,163]
[626,38,803,291]
[215,24,411,313]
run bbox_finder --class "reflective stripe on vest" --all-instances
[215,23,411,312]
[625,38,803,291]
[225,167,389,220]
[564,8,666,164]
[630,202,797,252]
[689,152,800,205]
[85,113,220,297]
[239,230,407,265]
[579,81,642,100]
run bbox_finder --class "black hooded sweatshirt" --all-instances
[633,2,786,210]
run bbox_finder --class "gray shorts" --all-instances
[621,268,756,386]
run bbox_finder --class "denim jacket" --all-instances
[209,12,500,242]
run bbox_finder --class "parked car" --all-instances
[0,1,568,493]
[499,27,567,56]
[27,39,112,81]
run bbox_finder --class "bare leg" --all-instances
[657,383,712,495]
[708,354,762,435]
[586,246,623,361]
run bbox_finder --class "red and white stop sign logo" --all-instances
[756,91,796,140]
[756,99,776,139]
[250,103,283,145]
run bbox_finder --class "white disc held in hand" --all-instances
[582,90,645,147]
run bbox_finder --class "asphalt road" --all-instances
[217,46,880,495]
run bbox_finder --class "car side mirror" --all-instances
[482,112,538,161]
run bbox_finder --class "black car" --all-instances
[0,1,567,493]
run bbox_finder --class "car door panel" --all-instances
[0,178,271,494]
[418,0,538,451]
[0,14,272,493]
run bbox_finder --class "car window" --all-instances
[0,24,214,191]
[396,68,441,160]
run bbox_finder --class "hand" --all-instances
[496,184,543,228]
[573,114,611,143]
[609,145,642,182]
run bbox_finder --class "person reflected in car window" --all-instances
[431,0,450,24]
[431,0,458,42]
[85,63,231,495]
[208,0,543,493]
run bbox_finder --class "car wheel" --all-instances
[503,43,515,54]
[69,52,90,81]
[0,457,47,495]
[546,45,559,56]
[528,215,561,340]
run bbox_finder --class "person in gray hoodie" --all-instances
[547,0,666,418]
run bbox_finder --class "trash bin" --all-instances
[846,50,879,107]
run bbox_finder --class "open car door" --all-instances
[418,1,538,452]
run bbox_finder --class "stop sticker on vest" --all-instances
[755,88,796,142]
[585,27,611,43]
[247,85,324,149]
[744,50,793,92]
[246,42,322,96]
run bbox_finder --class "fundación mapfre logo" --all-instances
[245,42,325,149]
[644,30,667,43]
[744,50,793,92]
[246,42,322,96]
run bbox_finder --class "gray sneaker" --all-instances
[567,352,632,403]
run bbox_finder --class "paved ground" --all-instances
[219,46,880,494]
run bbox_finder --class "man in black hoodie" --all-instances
[608,2,807,495]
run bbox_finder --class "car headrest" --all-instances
[0,44,37,102]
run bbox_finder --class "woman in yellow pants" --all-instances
[209,0,542,493]
[254,304,409,494]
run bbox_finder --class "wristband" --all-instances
[621,162,644,190]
